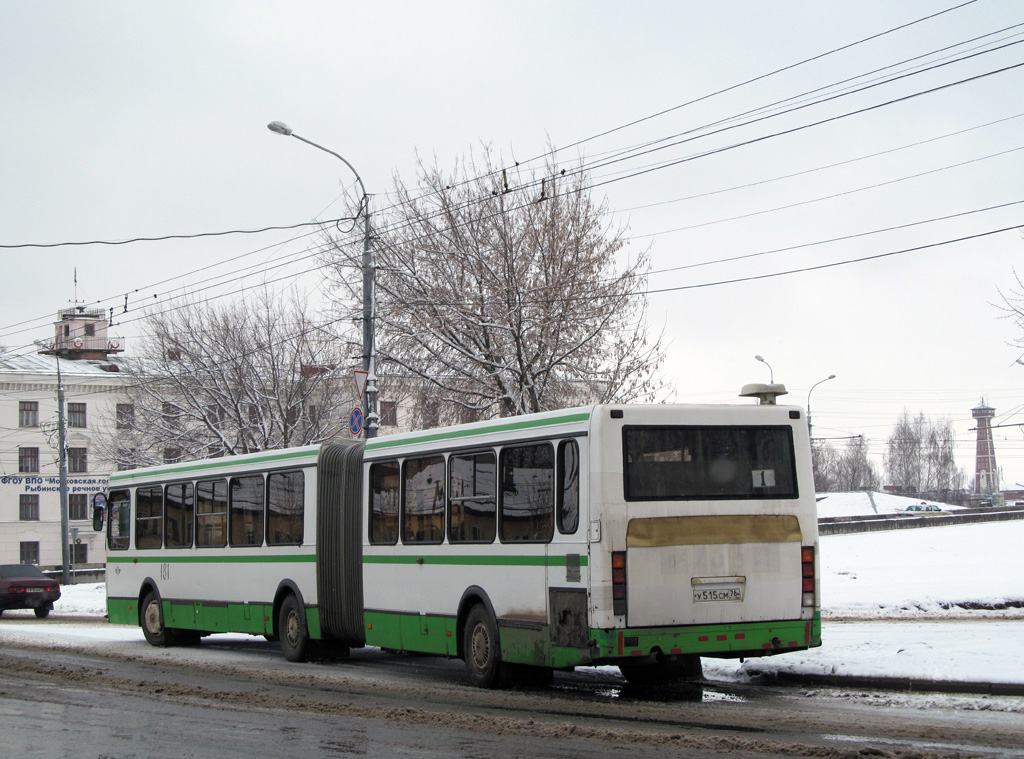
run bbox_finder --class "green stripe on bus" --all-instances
[364,411,592,451]
[106,554,315,564]
[362,554,588,567]
[108,447,320,484]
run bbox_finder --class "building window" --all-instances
[20,542,40,565]
[70,543,88,564]
[19,447,40,473]
[116,403,135,429]
[162,402,180,426]
[68,402,87,428]
[379,401,398,427]
[69,493,89,521]
[20,494,40,521]
[19,401,39,427]
[84,323,95,337]
[68,447,88,473]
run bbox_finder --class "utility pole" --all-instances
[268,121,378,438]
[56,359,71,585]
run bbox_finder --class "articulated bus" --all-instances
[98,388,821,687]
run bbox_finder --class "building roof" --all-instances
[0,350,125,379]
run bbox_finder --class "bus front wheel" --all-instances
[278,594,308,662]
[141,591,170,647]
[464,604,501,688]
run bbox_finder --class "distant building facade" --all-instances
[0,308,125,569]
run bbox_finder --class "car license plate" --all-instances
[691,576,745,603]
[25,587,43,592]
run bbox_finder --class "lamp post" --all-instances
[754,354,774,384]
[267,121,378,438]
[807,374,836,440]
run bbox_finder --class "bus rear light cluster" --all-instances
[611,551,627,616]
[801,546,815,607]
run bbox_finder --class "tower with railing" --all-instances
[37,306,125,361]
[972,400,998,496]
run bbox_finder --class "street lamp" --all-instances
[754,354,774,384]
[267,121,378,438]
[807,374,836,440]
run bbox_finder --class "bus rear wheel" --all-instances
[464,604,502,688]
[278,594,308,662]
[141,591,170,647]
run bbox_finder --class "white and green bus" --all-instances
[99,391,821,687]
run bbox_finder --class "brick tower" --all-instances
[972,399,998,495]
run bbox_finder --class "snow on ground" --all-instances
[816,490,964,518]
[6,513,1024,689]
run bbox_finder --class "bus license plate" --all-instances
[691,576,745,603]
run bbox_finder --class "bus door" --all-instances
[547,437,589,652]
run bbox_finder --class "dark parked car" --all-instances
[0,564,61,618]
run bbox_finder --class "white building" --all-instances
[0,308,125,569]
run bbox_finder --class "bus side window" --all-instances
[557,440,580,534]
[230,475,265,547]
[369,461,400,545]
[448,451,496,544]
[403,456,445,544]
[108,489,131,551]
[197,479,227,548]
[165,483,195,548]
[500,443,554,543]
[136,486,163,549]
[267,470,304,546]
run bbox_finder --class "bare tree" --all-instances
[885,411,924,494]
[884,411,963,501]
[811,440,840,492]
[835,437,881,492]
[994,265,1024,357]
[95,288,350,468]
[323,146,666,425]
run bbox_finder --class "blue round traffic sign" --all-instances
[349,406,364,436]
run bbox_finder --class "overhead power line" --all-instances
[0,218,352,251]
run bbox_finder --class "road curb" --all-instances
[750,670,1024,697]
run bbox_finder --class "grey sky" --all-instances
[1,1,1022,485]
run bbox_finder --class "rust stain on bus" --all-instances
[626,514,802,547]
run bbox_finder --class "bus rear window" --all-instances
[623,425,798,501]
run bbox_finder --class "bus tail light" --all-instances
[801,546,815,607]
[611,551,627,616]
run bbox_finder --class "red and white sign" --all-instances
[354,370,369,400]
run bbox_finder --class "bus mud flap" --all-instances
[549,588,589,648]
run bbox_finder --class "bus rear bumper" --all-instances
[590,613,822,665]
